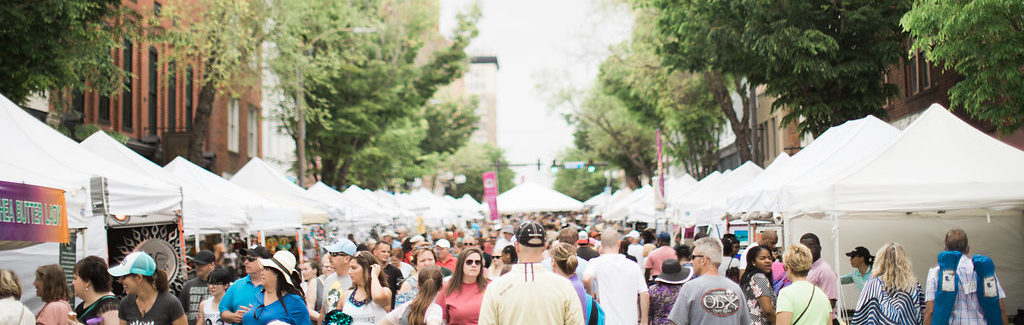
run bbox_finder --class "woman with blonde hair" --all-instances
[775,244,832,325]
[395,247,438,306]
[852,242,925,324]
[0,269,34,325]
[33,264,72,325]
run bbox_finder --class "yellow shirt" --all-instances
[478,263,585,325]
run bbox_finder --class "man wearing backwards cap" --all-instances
[478,221,584,325]
[321,238,356,316]
[178,250,216,325]
[220,246,271,324]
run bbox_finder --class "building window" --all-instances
[167,63,176,131]
[185,67,193,130]
[98,95,110,124]
[907,50,932,95]
[228,99,239,152]
[122,40,133,131]
[71,91,85,114]
[148,46,159,135]
[248,104,258,158]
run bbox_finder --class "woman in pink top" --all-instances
[33,264,72,325]
[435,248,488,325]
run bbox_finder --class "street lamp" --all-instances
[295,26,378,186]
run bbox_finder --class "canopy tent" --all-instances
[679,161,764,226]
[81,132,247,233]
[729,115,901,219]
[665,174,698,194]
[163,157,301,232]
[307,182,389,227]
[603,186,652,221]
[487,182,583,214]
[452,194,485,220]
[781,105,1024,312]
[408,189,459,225]
[582,191,610,208]
[723,153,790,216]
[230,158,334,225]
[0,94,181,229]
[341,186,412,222]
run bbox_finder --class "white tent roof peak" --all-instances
[231,157,334,224]
[490,181,583,213]
[790,103,1024,213]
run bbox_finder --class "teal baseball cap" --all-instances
[108,251,157,277]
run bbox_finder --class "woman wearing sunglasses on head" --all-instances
[435,248,489,325]
[242,251,310,325]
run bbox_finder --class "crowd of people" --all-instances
[0,216,1013,325]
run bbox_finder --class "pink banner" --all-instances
[482,172,499,220]
[0,180,69,243]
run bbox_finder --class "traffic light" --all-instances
[587,160,596,173]
[551,160,559,173]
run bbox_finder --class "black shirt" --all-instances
[577,246,600,261]
[75,295,119,324]
[177,277,210,325]
[118,292,186,325]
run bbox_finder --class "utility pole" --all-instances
[295,65,306,187]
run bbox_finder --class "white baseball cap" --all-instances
[435,239,451,248]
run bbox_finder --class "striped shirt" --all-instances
[852,278,924,325]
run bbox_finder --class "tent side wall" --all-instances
[784,211,1024,314]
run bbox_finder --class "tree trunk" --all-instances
[703,71,753,163]
[188,80,217,165]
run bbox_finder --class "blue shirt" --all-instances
[220,275,264,321]
[241,293,312,325]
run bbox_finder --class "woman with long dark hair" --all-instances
[242,250,310,325]
[436,248,488,324]
[34,264,72,325]
[72,256,119,325]
[109,251,187,325]
[338,252,390,324]
[740,245,777,325]
[381,266,444,325]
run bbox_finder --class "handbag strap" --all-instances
[792,286,815,325]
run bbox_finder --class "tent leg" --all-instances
[831,213,845,322]
[297,228,303,262]
[195,234,200,251]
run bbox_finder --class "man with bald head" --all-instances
[739,230,778,270]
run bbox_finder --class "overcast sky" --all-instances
[440,0,632,188]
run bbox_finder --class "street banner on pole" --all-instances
[0,180,68,243]
[482,172,499,220]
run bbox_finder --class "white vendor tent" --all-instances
[81,132,247,233]
[488,182,583,214]
[0,94,182,229]
[681,161,764,226]
[604,186,653,221]
[230,158,334,225]
[582,191,611,208]
[307,182,389,227]
[164,157,301,233]
[785,105,1024,313]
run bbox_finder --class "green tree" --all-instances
[902,0,1024,134]
[552,149,618,201]
[341,117,431,190]
[296,0,480,187]
[567,84,657,189]
[435,142,515,201]
[0,0,131,104]
[598,9,723,178]
[651,0,909,138]
[419,96,481,155]
[156,0,267,163]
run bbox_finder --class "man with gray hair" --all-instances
[668,237,751,324]
[582,228,649,325]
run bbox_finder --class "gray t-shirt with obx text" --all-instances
[668,275,751,325]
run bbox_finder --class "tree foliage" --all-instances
[0,0,131,104]
[283,0,480,188]
[650,0,909,138]
[156,0,267,163]
[553,148,619,202]
[435,142,515,202]
[902,0,1024,134]
[419,97,481,155]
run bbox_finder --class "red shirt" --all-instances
[437,254,457,271]
[436,281,485,325]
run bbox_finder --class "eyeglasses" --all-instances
[691,254,706,260]
[242,256,258,263]
[465,259,482,266]
[330,252,350,258]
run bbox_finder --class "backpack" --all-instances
[584,294,606,325]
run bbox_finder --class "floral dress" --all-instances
[394,274,419,306]
[743,273,777,325]
[647,282,683,325]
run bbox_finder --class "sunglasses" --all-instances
[242,256,258,262]
[464,259,482,266]
[330,252,350,257]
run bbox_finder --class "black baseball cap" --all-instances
[240,246,271,259]
[845,246,872,259]
[516,221,546,247]
[191,250,216,265]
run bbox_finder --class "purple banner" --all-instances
[0,180,69,243]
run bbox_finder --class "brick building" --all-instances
[38,0,263,176]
